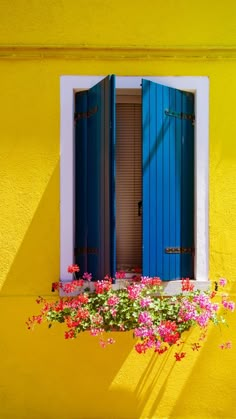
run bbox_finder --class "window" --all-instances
[60,76,209,292]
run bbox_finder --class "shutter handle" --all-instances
[138,201,142,216]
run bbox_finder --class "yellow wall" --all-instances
[1,2,236,418]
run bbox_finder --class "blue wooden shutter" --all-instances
[142,79,194,280]
[75,75,116,280]
[75,91,88,273]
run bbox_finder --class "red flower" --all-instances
[135,343,146,354]
[141,277,162,286]
[65,329,75,339]
[175,352,186,361]
[158,320,180,345]
[67,264,80,273]
[76,308,89,320]
[94,280,112,294]
[151,277,162,286]
[60,280,84,293]
[72,279,84,287]
[104,275,112,283]
[51,282,59,292]
[181,278,194,292]
[76,294,88,304]
[115,271,126,279]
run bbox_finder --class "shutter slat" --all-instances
[116,103,142,270]
[75,76,116,280]
[142,79,194,280]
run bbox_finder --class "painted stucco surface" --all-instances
[0,0,236,46]
[0,1,236,418]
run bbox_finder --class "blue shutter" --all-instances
[142,79,194,280]
[75,91,88,273]
[75,76,116,280]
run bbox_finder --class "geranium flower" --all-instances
[219,278,227,287]
[115,271,126,279]
[83,272,92,281]
[138,311,153,325]
[67,264,80,273]
[181,278,194,291]
[28,272,235,362]
[65,329,75,339]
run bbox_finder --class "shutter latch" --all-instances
[165,109,195,125]
[165,247,194,254]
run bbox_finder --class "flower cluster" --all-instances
[27,268,234,361]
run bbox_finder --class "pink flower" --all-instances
[219,278,227,287]
[222,300,235,311]
[83,272,92,281]
[158,321,180,344]
[138,311,153,325]
[134,326,154,338]
[127,284,143,300]
[110,308,117,317]
[90,328,104,336]
[140,297,152,308]
[197,313,210,328]
[107,296,120,306]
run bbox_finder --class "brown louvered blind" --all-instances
[116,102,142,271]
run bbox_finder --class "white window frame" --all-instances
[60,76,209,293]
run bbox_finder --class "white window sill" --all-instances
[58,278,210,297]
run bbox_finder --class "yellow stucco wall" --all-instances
[1,2,236,418]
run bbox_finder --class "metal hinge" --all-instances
[165,109,195,125]
[165,247,194,254]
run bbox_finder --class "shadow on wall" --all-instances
[0,160,139,418]
[167,283,236,419]
[1,159,236,419]
[1,161,60,296]
[129,286,236,419]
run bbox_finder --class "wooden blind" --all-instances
[116,102,142,271]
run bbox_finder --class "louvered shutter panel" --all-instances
[116,103,142,271]
[142,79,194,280]
[75,75,116,280]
